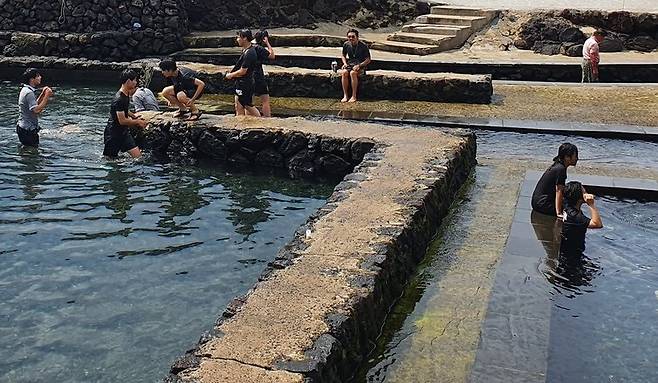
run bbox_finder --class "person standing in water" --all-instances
[17,68,53,148]
[103,69,148,159]
[560,181,603,256]
[252,30,276,117]
[532,143,579,216]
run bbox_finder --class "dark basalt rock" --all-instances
[599,37,624,52]
[532,40,562,55]
[625,35,657,52]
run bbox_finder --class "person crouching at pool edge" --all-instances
[103,69,148,159]
[159,59,205,121]
[532,143,579,217]
[560,181,603,256]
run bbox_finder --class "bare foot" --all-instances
[348,97,357,103]
[340,96,349,103]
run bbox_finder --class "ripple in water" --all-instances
[0,84,333,382]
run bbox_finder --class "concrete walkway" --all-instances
[444,0,658,12]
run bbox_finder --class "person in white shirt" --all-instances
[582,30,606,83]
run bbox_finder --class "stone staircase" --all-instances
[371,5,496,55]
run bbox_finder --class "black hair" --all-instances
[347,28,359,38]
[158,59,177,72]
[553,143,578,164]
[120,69,138,84]
[22,68,41,84]
[563,181,584,207]
[254,29,269,45]
[237,29,253,41]
[593,29,607,37]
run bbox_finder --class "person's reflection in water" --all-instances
[17,148,48,202]
[158,166,208,234]
[545,181,604,296]
[104,164,136,222]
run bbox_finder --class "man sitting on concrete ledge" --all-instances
[159,59,205,121]
[341,28,371,103]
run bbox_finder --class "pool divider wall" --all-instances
[138,113,476,383]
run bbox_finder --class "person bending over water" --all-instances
[17,68,53,148]
[560,181,603,256]
[103,70,148,159]
[532,143,579,216]
[159,59,205,121]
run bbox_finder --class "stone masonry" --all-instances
[130,113,476,383]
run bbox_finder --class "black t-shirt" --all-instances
[532,162,567,215]
[106,90,130,136]
[232,46,258,88]
[168,67,197,92]
[342,41,371,66]
[560,206,591,255]
[253,45,271,84]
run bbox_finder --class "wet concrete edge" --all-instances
[149,117,477,382]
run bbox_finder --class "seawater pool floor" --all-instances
[361,134,658,383]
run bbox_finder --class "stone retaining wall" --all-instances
[138,114,476,383]
[150,63,494,104]
[0,0,188,60]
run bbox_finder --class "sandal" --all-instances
[173,110,189,118]
[187,111,203,121]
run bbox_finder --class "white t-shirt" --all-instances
[582,36,600,63]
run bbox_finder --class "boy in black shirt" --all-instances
[226,29,261,117]
[340,28,371,103]
[560,181,603,256]
[159,59,205,121]
[253,30,276,117]
[103,69,148,158]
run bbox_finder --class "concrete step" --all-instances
[370,41,443,56]
[401,24,465,36]
[430,5,493,17]
[415,14,486,27]
[387,32,453,46]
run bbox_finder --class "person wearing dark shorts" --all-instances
[159,59,205,121]
[532,143,579,216]
[16,68,53,148]
[253,30,276,117]
[340,28,371,103]
[226,29,261,117]
[103,69,148,159]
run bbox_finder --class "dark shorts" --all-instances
[235,86,254,108]
[16,126,39,147]
[345,65,366,75]
[103,131,137,158]
[174,85,197,99]
[254,80,269,97]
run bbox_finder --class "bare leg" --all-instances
[235,95,245,116]
[349,71,359,102]
[244,106,261,117]
[341,70,350,102]
[260,94,272,117]
[176,92,198,114]
[162,86,186,112]
[127,146,142,158]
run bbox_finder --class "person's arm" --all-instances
[116,111,147,128]
[186,78,205,106]
[264,37,275,60]
[584,194,603,228]
[341,44,348,69]
[33,87,53,114]
[226,67,247,80]
[555,185,565,216]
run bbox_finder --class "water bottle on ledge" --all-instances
[331,60,338,73]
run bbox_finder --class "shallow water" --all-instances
[0,84,332,382]
[360,132,658,383]
[546,197,658,383]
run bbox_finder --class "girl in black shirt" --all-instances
[531,143,579,216]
